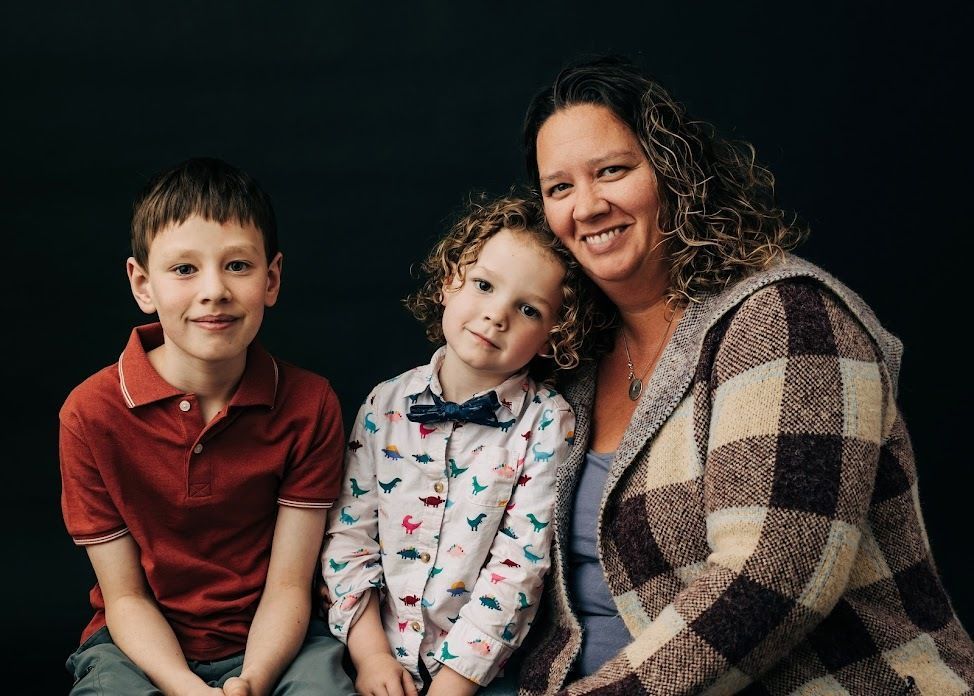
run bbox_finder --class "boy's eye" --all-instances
[474,279,492,292]
[520,304,541,319]
[227,260,250,272]
[173,264,196,276]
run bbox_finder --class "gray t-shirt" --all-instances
[567,450,630,676]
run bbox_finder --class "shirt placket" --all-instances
[397,419,454,666]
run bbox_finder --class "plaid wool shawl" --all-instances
[517,256,973,695]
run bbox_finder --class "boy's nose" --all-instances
[200,271,232,302]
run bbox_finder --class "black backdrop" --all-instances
[4,3,969,692]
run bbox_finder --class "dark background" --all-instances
[4,2,969,692]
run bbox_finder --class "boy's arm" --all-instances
[227,505,327,696]
[86,535,222,695]
[346,590,418,696]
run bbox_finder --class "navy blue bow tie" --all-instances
[406,391,501,427]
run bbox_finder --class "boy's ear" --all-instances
[264,252,283,308]
[441,273,462,306]
[126,257,156,315]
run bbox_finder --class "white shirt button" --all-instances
[179,400,191,412]
[193,444,203,454]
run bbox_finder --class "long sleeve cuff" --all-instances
[436,615,515,686]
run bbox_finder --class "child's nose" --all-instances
[484,302,508,328]
[200,271,232,302]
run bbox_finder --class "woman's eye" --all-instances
[547,182,571,197]
[520,304,541,319]
[173,264,195,276]
[227,260,250,272]
[474,279,492,292]
[600,165,625,177]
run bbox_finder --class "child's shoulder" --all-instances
[60,360,126,424]
[362,360,434,407]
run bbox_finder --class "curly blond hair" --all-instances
[404,192,612,378]
[524,55,807,308]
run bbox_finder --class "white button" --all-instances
[179,400,191,412]
[193,444,203,454]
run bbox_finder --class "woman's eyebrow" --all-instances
[539,150,639,184]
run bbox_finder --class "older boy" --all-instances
[59,158,354,695]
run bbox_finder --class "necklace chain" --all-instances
[621,310,674,402]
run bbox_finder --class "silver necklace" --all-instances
[621,312,674,402]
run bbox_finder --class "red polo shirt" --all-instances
[59,323,344,659]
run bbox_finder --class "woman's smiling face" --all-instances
[535,103,665,291]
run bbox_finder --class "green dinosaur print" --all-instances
[471,476,488,495]
[350,478,369,498]
[339,506,359,525]
[440,642,458,660]
[517,592,532,610]
[523,543,544,564]
[467,513,488,531]
[364,412,379,434]
[378,477,402,493]
[448,459,468,477]
[538,409,554,431]
[413,453,434,463]
[526,513,549,532]
[328,558,349,572]
[478,595,502,610]
[532,442,554,463]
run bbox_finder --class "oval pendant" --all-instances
[628,377,642,401]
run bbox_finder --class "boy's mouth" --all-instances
[467,329,499,349]
[192,314,238,328]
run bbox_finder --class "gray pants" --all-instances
[66,619,355,695]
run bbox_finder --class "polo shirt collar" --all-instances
[117,322,278,409]
[403,346,528,418]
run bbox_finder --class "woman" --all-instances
[515,56,973,695]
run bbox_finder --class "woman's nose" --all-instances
[572,183,610,222]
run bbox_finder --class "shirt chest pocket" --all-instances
[463,445,518,508]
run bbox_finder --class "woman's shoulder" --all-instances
[701,255,903,385]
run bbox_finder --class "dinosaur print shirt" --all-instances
[322,347,573,688]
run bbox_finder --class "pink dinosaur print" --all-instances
[447,544,465,558]
[401,515,422,535]
[398,620,408,632]
[490,573,506,584]
[468,639,492,656]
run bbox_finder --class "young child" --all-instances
[59,158,354,695]
[322,194,595,696]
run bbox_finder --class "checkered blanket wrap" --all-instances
[517,267,973,695]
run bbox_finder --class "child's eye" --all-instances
[227,260,250,272]
[173,264,196,276]
[520,304,541,320]
[474,279,492,292]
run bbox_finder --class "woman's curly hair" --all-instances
[404,192,613,378]
[523,55,807,308]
